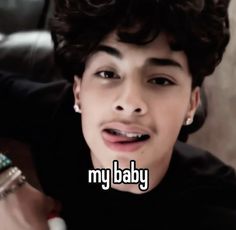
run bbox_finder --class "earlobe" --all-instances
[184,117,193,126]
[73,104,81,113]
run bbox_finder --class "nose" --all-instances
[112,84,148,116]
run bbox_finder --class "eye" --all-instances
[95,70,119,79]
[148,77,175,86]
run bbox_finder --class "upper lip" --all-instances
[101,121,152,136]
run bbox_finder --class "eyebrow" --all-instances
[94,45,122,59]
[94,44,183,69]
[147,58,183,69]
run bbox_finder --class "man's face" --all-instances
[73,31,199,191]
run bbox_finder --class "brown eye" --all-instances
[96,71,119,79]
[148,77,174,86]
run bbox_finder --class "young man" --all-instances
[0,0,236,229]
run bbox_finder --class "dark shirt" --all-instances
[0,71,236,229]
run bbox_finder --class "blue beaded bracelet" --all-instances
[0,153,12,173]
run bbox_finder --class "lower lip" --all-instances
[102,132,148,152]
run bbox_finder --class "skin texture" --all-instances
[73,31,200,194]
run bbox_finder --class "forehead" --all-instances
[86,30,190,73]
[102,31,174,56]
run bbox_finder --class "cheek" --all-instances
[150,96,189,133]
[80,107,99,153]
[79,77,116,116]
[80,90,109,117]
[79,89,108,140]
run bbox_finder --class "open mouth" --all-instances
[104,128,150,143]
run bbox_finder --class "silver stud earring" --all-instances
[185,117,193,126]
[73,104,81,113]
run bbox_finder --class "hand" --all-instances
[0,182,56,230]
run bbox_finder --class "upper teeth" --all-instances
[123,132,143,138]
[113,129,144,138]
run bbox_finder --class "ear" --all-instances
[186,87,201,121]
[73,75,82,105]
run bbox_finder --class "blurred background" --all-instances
[188,0,236,169]
[0,0,235,189]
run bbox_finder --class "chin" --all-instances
[111,183,144,194]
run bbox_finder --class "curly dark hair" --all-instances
[50,0,230,87]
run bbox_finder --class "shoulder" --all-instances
[170,141,236,204]
[171,141,236,189]
[170,142,236,196]
[167,142,236,228]
[173,141,236,180]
